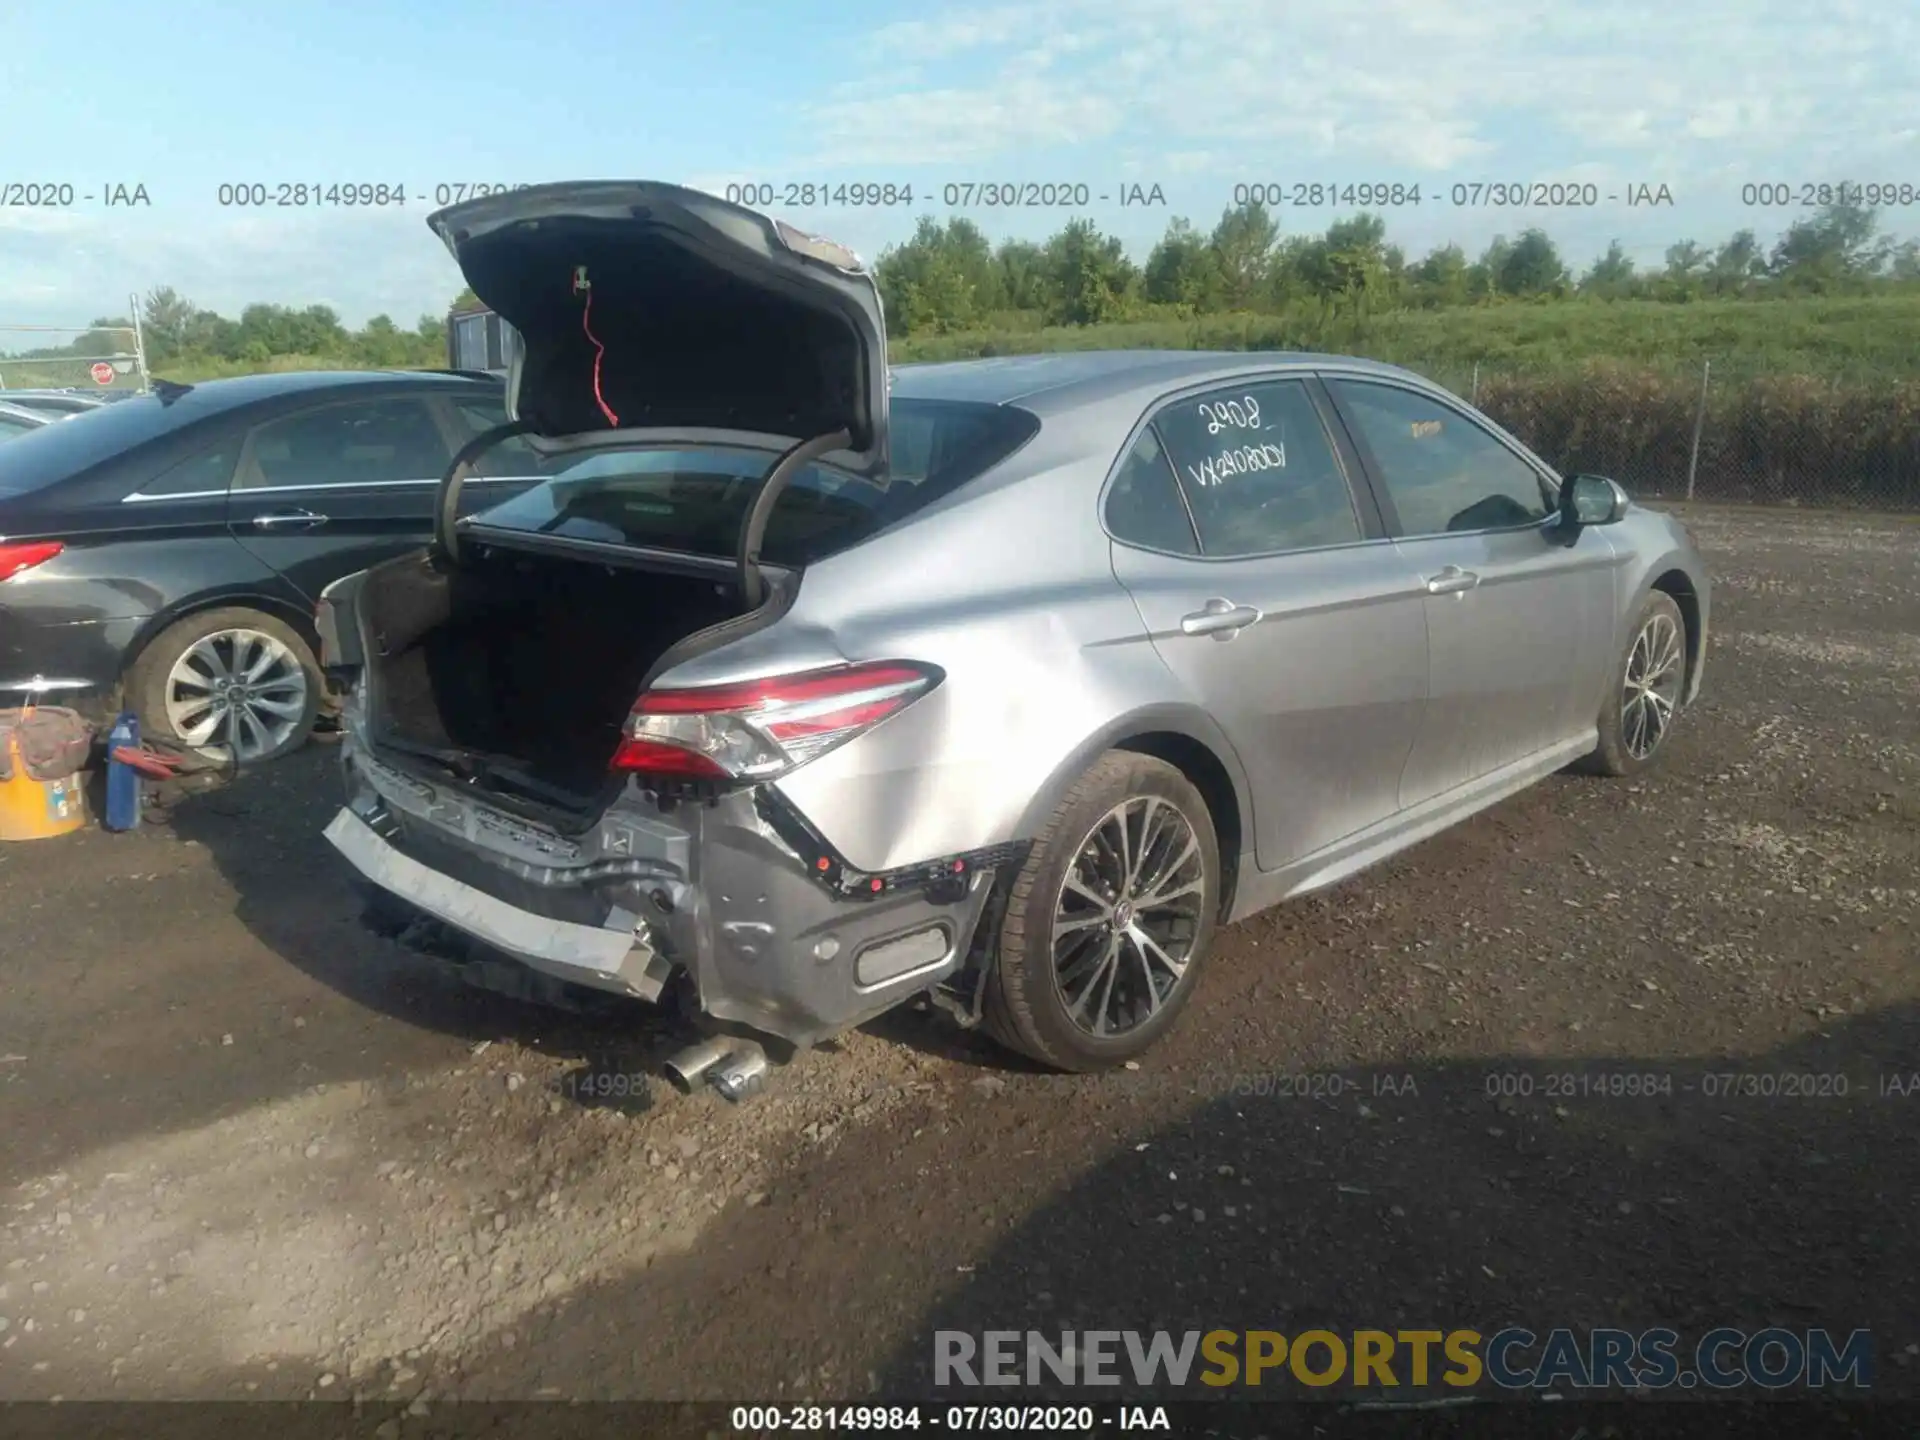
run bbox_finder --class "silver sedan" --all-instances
[319,182,1709,1082]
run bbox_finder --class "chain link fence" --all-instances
[1404,358,1920,511]
[0,311,151,395]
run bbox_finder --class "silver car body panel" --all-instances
[325,804,672,998]
[323,346,1711,1049]
[330,713,998,1046]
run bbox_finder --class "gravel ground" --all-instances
[0,504,1915,1412]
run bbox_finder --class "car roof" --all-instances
[0,400,51,423]
[141,368,493,408]
[889,349,1428,413]
[0,370,499,497]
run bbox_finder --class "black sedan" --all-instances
[1,389,116,417]
[0,400,55,441]
[0,370,541,762]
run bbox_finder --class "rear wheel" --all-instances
[1583,590,1687,777]
[984,752,1220,1071]
[126,607,322,765]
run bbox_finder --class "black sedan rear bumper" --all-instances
[0,610,136,721]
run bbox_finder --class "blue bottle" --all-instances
[104,710,141,832]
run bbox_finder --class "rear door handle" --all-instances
[251,508,329,530]
[1424,566,1479,595]
[1180,598,1263,640]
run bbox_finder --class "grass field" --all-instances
[890,293,1920,381]
[23,293,1908,508]
[67,291,1918,387]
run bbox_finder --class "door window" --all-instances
[447,394,541,476]
[239,398,451,490]
[1329,381,1551,537]
[1152,380,1361,558]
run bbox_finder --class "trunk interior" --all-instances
[359,544,745,801]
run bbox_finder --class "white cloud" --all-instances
[866,6,1050,61]
[806,0,1920,183]
[0,208,462,331]
[802,77,1126,168]
[6,0,1918,324]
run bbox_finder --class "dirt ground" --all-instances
[1,504,1915,1414]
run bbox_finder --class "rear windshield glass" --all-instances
[465,398,1039,566]
[0,393,202,496]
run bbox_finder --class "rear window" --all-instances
[465,399,1038,566]
[0,392,207,496]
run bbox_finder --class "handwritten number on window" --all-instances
[1185,441,1287,488]
[1198,395,1262,436]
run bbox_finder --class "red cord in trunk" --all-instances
[581,288,620,428]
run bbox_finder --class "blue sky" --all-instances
[3,0,1917,330]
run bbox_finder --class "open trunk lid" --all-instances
[428,181,890,480]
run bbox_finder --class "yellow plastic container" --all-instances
[0,729,88,840]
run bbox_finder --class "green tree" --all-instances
[1467,236,1512,300]
[1769,200,1885,287]
[1044,219,1136,325]
[1208,201,1279,308]
[1411,244,1471,307]
[1708,230,1765,295]
[1656,240,1710,300]
[1496,229,1569,297]
[1581,240,1638,298]
[1143,218,1220,311]
[140,287,199,362]
[995,239,1055,313]
[875,217,1006,335]
[357,315,408,367]
[1308,214,1393,312]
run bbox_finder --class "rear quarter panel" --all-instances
[656,431,1197,874]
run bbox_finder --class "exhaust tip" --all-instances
[711,1044,771,1104]
[663,1035,736,1093]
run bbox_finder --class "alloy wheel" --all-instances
[1050,795,1208,1038]
[163,627,309,762]
[1622,610,1684,761]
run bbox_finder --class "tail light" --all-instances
[612,660,940,782]
[0,541,63,584]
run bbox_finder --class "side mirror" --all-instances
[1559,473,1628,532]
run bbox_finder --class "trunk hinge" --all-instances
[434,418,539,566]
[735,428,852,611]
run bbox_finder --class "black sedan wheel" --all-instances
[126,607,322,764]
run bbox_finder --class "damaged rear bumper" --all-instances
[327,736,1010,1049]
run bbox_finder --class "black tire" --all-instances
[984,751,1221,1071]
[125,607,323,765]
[1582,590,1688,778]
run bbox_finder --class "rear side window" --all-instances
[0,393,209,496]
[239,398,452,490]
[1105,428,1198,554]
[134,437,242,498]
[1153,380,1362,557]
[467,398,1037,566]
